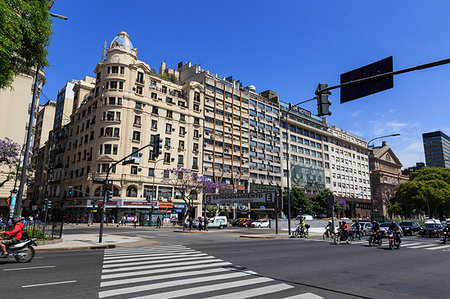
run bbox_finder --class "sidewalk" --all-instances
[35,233,154,251]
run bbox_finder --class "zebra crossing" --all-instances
[305,236,450,251]
[99,245,323,299]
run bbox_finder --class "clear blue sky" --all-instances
[43,0,450,168]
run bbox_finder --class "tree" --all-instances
[162,166,232,222]
[283,186,312,217]
[0,138,21,188]
[0,0,52,89]
[312,188,343,217]
[390,168,450,218]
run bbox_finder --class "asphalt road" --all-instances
[1,226,449,299]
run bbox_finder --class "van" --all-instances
[424,219,441,225]
[207,216,228,229]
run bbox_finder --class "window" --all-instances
[165,137,171,147]
[152,106,158,114]
[166,110,172,118]
[134,115,141,125]
[114,128,120,137]
[193,157,198,169]
[164,153,171,163]
[135,86,143,95]
[179,127,186,136]
[148,168,155,177]
[180,114,185,122]
[179,140,184,150]
[194,130,199,138]
[113,145,118,155]
[178,155,184,165]
[131,165,138,175]
[126,186,137,197]
[193,143,199,152]
[151,120,157,130]
[120,66,125,74]
[104,144,112,155]
[194,103,200,112]
[135,102,143,109]
[137,71,144,83]
[166,123,172,133]
[132,131,141,141]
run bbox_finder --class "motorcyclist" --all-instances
[338,221,349,240]
[298,217,306,235]
[0,216,24,257]
[388,221,402,244]
[353,220,361,238]
[325,220,333,234]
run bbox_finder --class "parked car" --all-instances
[240,219,254,227]
[251,219,270,228]
[419,223,442,238]
[296,214,313,221]
[399,221,422,236]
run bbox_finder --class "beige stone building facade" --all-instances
[369,141,408,217]
[0,69,45,216]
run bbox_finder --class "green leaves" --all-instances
[0,0,52,88]
[283,186,312,216]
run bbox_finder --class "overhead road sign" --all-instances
[205,192,276,204]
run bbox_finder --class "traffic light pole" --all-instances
[99,143,153,243]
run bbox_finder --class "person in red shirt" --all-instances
[1,216,24,257]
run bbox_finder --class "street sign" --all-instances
[340,56,393,103]
[205,192,276,204]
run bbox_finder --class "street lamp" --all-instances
[367,133,400,222]
[14,4,68,218]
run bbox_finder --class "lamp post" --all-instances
[367,133,400,222]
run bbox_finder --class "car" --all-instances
[296,214,313,221]
[419,223,442,238]
[251,219,270,228]
[240,219,254,227]
[399,221,422,236]
[350,222,373,236]
[207,216,228,229]
[379,222,403,237]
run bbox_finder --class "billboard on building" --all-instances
[291,163,325,190]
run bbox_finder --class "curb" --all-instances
[35,240,158,252]
[173,230,208,234]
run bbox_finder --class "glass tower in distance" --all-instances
[422,131,450,168]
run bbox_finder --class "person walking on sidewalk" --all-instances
[156,217,161,229]
[203,217,208,231]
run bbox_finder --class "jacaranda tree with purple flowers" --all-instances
[0,138,21,188]
[162,166,233,222]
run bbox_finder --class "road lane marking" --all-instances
[4,265,55,271]
[103,255,214,268]
[102,258,224,273]
[101,262,232,279]
[22,280,77,288]
[204,283,294,299]
[407,243,437,249]
[101,267,230,287]
[103,250,200,260]
[400,242,423,247]
[425,245,450,250]
[99,271,253,298]
[128,277,273,299]
[283,292,324,299]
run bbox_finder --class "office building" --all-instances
[423,131,450,168]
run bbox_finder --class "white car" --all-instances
[251,219,270,228]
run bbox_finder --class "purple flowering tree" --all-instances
[0,138,21,188]
[162,166,233,222]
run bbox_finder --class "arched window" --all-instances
[113,186,120,197]
[94,187,102,197]
[126,186,137,197]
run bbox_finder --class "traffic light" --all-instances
[316,83,332,117]
[152,134,163,159]
[68,186,73,196]
[106,190,113,202]
[98,202,103,209]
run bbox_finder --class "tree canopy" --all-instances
[312,188,343,216]
[0,0,52,89]
[283,186,312,216]
[389,167,450,218]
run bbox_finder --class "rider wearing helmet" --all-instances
[339,221,349,239]
[1,216,24,257]
[388,221,402,243]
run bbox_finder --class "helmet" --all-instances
[391,221,396,225]
[342,221,346,225]
[328,220,332,224]
[12,216,20,224]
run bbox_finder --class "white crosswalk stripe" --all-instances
[99,245,321,298]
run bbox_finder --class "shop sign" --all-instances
[123,201,158,207]
[159,202,174,209]
[173,204,186,208]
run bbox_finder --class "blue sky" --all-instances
[43,0,450,168]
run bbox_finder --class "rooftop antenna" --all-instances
[102,40,107,61]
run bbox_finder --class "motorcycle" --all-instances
[443,230,449,244]
[388,231,401,250]
[292,224,309,238]
[334,230,351,245]
[368,232,382,247]
[323,227,335,239]
[1,236,37,263]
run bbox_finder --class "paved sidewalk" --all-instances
[35,233,154,251]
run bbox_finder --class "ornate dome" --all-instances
[109,31,134,51]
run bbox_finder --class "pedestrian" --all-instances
[156,217,161,229]
[198,217,203,231]
[112,215,116,225]
[133,217,137,228]
[203,217,208,231]
[189,218,193,231]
